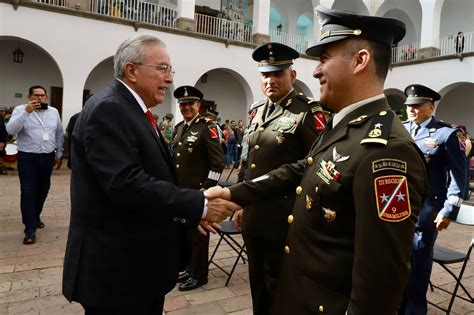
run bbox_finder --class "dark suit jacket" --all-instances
[66,112,79,169]
[231,98,429,314]
[62,79,203,307]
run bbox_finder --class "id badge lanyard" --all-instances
[33,111,49,141]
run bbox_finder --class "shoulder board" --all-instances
[437,120,453,128]
[175,121,184,128]
[360,110,394,146]
[402,120,410,125]
[249,100,265,110]
[295,93,316,104]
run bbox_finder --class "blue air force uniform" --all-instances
[399,84,466,315]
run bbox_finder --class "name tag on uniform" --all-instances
[42,133,49,141]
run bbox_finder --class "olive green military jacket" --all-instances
[172,116,225,190]
[242,90,325,241]
[230,98,428,314]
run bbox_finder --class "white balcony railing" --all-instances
[195,13,252,43]
[391,42,420,63]
[269,30,316,54]
[435,31,473,56]
[89,0,177,28]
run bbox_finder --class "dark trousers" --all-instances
[17,151,55,235]
[82,295,165,315]
[399,228,438,315]
[243,234,286,315]
[186,229,210,281]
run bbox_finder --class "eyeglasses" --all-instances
[134,63,175,76]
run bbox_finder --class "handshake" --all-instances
[198,186,242,235]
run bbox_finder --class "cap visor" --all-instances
[258,63,291,73]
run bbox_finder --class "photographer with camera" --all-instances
[6,85,64,245]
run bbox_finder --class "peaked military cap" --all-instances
[252,42,299,72]
[205,109,219,117]
[174,86,203,104]
[165,113,173,119]
[306,6,406,57]
[404,84,441,105]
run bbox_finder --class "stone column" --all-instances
[177,0,196,32]
[418,0,442,58]
[252,0,270,44]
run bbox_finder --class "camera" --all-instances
[40,103,49,110]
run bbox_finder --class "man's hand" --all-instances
[205,197,240,223]
[55,158,63,170]
[233,209,243,230]
[25,100,42,113]
[205,186,231,200]
[434,213,451,231]
[197,219,222,236]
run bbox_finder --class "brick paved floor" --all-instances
[0,166,472,314]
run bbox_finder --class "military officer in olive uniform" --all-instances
[234,42,327,314]
[171,86,225,291]
[207,7,429,314]
[399,85,466,315]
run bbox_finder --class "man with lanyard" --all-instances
[172,85,225,291]
[7,85,63,245]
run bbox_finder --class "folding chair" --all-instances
[208,163,247,286]
[428,204,474,314]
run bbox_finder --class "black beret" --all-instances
[306,6,406,57]
[174,86,203,104]
[252,42,299,72]
[404,84,441,105]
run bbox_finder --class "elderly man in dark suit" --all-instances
[207,6,429,314]
[62,35,236,314]
[399,84,466,315]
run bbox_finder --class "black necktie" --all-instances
[325,116,333,132]
[265,102,275,121]
[182,124,188,135]
[412,124,420,137]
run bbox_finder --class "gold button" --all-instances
[176,164,180,168]
[315,186,319,193]
[296,186,303,195]
[178,142,182,146]
[287,215,294,224]
[259,127,264,132]
[176,153,180,157]
[254,145,260,150]
[319,305,324,312]
[250,163,256,169]
[307,156,313,165]
[284,246,290,254]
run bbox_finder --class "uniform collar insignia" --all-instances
[349,115,368,124]
[333,147,350,162]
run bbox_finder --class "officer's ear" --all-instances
[123,62,138,83]
[352,49,371,76]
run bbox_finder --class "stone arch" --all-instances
[194,68,253,124]
[376,0,422,44]
[383,9,418,44]
[0,36,63,116]
[332,0,369,15]
[437,82,474,133]
[440,0,473,37]
[384,88,406,119]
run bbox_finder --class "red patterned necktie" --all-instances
[145,110,157,130]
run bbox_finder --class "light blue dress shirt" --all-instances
[6,104,64,159]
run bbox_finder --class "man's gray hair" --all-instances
[114,35,166,79]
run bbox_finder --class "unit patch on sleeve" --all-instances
[374,175,411,222]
